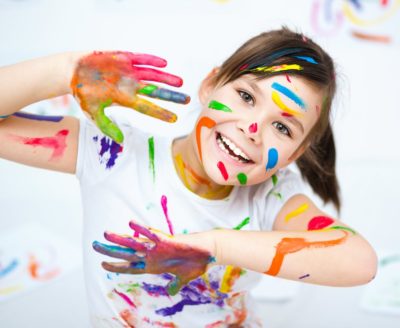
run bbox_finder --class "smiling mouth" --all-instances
[216,132,254,164]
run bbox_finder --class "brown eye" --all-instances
[272,122,291,137]
[238,90,254,105]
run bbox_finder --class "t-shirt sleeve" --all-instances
[75,114,149,184]
[260,167,312,231]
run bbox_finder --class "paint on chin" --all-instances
[217,161,229,181]
[265,148,279,171]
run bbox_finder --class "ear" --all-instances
[198,67,220,105]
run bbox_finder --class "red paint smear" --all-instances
[161,195,174,235]
[196,116,216,163]
[113,288,136,308]
[248,123,258,133]
[308,216,334,230]
[281,112,293,117]
[11,129,69,161]
[239,64,249,71]
[381,0,388,6]
[217,161,229,180]
[286,74,291,83]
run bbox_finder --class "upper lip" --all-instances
[217,131,255,163]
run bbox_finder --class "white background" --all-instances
[0,0,399,327]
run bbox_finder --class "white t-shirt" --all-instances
[76,115,308,327]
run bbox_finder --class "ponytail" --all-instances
[296,122,340,212]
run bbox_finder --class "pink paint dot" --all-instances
[308,216,334,230]
[217,161,229,181]
[248,123,258,133]
[286,74,291,83]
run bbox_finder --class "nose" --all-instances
[237,119,262,145]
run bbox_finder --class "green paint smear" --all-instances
[233,217,250,230]
[94,99,124,143]
[182,229,188,234]
[208,100,233,113]
[138,84,157,95]
[237,173,247,185]
[271,191,283,200]
[148,136,155,183]
[272,174,278,186]
[379,255,400,267]
[328,225,357,235]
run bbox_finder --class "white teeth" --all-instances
[219,135,250,160]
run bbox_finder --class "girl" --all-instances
[0,27,377,327]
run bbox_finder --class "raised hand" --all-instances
[92,221,214,296]
[71,51,190,143]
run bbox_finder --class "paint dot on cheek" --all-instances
[217,161,229,181]
[266,148,279,171]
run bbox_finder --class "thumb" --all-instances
[93,100,124,143]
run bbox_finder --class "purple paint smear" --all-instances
[141,271,228,316]
[95,136,123,169]
[13,112,64,122]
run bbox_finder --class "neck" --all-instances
[172,132,233,200]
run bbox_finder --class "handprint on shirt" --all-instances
[71,51,190,143]
[93,221,214,296]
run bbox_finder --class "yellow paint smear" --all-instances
[284,203,309,223]
[272,91,303,117]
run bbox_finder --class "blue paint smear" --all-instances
[293,55,318,64]
[266,148,279,171]
[130,261,146,269]
[13,112,64,122]
[0,258,19,278]
[271,82,306,109]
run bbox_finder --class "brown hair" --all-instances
[209,26,340,211]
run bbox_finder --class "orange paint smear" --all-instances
[351,31,391,43]
[28,254,60,281]
[196,116,216,163]
[265,231,349,276]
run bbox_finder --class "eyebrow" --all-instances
[271,82,306,109]
[283,115,304,135]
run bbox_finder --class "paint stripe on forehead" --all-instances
[271,82,306,109]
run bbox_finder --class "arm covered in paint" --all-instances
[212,194,377,286]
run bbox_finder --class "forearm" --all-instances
[211,229,377,287]
[0,52,81,116]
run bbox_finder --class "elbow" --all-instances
[348,243,378,286]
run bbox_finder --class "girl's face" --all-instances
[195,73,325,186]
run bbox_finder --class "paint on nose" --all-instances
[266,148,278,171]
[249,123,257,133]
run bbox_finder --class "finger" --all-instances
[129,96,177,123]
[137,83,191,104]
[126,52,168,68]
[133,67,183,87]
[93,100,124,143]
[104,231,151,252]
[92,241,144,261]
[166,275,182,296]
[101,261,147,274]
[129,221,161,242]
